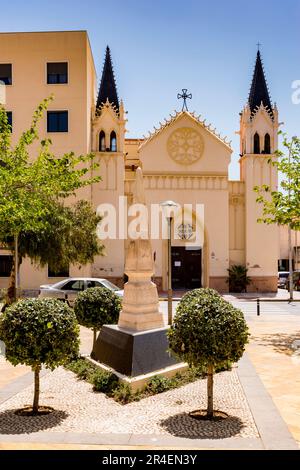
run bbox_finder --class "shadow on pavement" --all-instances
[0,408,68,434]
[251,332,300,355]
[160,412,245,439]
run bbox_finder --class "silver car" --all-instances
[38,278,123,307]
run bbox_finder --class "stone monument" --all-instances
[118,167,164,331]
[93,167,178,377]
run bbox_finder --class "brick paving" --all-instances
[0,366,258,440]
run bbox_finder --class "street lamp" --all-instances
[288,137,297,302]
[160,200,178,325]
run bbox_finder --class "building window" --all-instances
[264,133,271,154]
[47,111,68,132]
[110,131,117,152]
[0,64,12,85]
[0,255,13,277]
[253,133,260,154]
[48,262,69,278]
[47,62,68,84]
[99,131,106,151]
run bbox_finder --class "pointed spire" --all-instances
[248,49,273,117]
[97,46,119,112]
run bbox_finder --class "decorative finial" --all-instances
[257,41,261,51]
[177,88,192,111]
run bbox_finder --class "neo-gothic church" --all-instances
[91,47,279,292]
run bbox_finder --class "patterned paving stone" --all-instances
[0,366,258,440]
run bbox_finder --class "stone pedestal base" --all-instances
[118,278,164,331]
[93,325,178,377]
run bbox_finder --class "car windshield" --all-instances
[100,280,120,291]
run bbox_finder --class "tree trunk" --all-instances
[7,258,16,305]
[92,328,97,357]
[7,251,23,306]
[207,364,214,418]
[32,366,41,414]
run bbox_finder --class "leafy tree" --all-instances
[74,287,121,355]
[168,288,249,419]
[0,298,79,414]
[18,200,102,276]
[254,133,300,230]
[0,98,101,302]
[227,265,251,293]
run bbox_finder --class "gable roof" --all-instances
[139,110,232,151]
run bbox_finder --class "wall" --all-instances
[0,31,95,289]
[241,154,279,292]
[229,181,246,265]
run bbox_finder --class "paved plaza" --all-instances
[0,367,258,439]
[0,299,299,449]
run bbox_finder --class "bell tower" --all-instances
[239,49,279,167]
[92,46,126,154]
[238,48,279,292]
[91,46,126,286]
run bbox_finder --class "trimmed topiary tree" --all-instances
[74,287,121,355]
[168,288,249,419]
[0,298,79,415]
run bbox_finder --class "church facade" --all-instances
[0,31,288,293]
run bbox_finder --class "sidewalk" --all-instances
[224,291,300,302]
[0,357,30,391]
[245,310,300,443]
[159,290,300,302]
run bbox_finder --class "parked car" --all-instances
[278,271,289,289]
[38,278,123,307]
[284,271,300,291]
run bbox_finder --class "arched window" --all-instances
[110,131,117,152]
[254,133,260,154]
[99,131,105,151]
[264,133,271,154]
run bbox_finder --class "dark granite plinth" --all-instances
[93,325,178,377]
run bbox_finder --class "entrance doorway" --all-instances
[171,247,202,290]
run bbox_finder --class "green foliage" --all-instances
[184,365,206,381]
[18,200,103,272]
[74,287,121,331]
[90,369,119,393]
[66,358,95,380]
[227,265,251,293]
[0,98,99,237]
[112,383,135,404]
[0,99,103,301]
[0,298,79,369]
[146,375,173,394]
[168,288,249,369]
[254,132,300,230]
[65,357,209,404]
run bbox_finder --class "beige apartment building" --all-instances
[0,30,297,293]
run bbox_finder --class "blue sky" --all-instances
[1,0,299,178]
